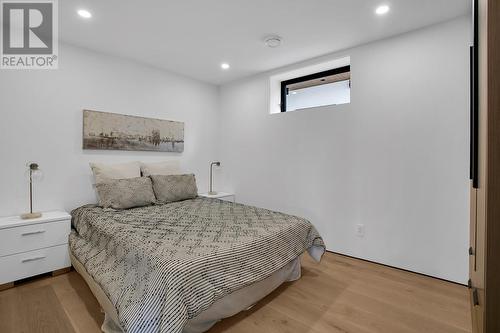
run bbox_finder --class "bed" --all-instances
[69,197,325,333]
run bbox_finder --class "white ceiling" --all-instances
[60,0,471,85]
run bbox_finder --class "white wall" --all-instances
[218,17,471,283]
[0,43,219,216]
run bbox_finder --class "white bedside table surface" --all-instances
[0,211,71,230]
[198,192,234,199]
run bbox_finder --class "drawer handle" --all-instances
[21,230,46,236]
[21,256,46,263]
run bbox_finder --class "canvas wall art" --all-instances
[82,110,184,152]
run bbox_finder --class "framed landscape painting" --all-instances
[82,110,184,152]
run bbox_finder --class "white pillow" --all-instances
[140,161,181,176]
[90,161,141,184]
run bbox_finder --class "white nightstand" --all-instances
[0,211,72,290]
[198,192,235,202]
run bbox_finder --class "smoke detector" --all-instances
[264,35,282,48]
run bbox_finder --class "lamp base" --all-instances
[20,212,42,220]
[208,191,218,195]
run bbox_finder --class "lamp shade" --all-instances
[25,162,43,181]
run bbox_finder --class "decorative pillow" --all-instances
[90,161,141,184]
[150,174,198,203]
[140,161,181,177]
[95,177,156,209]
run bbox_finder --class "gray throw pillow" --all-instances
[150,174,198,203]
[96,177,156,209]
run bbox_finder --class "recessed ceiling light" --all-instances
[291,91,297,95]
[375,5,390,15]
[77,9,92,19]
[221,63,230,70]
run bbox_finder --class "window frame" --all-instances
[280,65,351,113]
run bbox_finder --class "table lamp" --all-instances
[21,162,43,219]
[209,161,220,195]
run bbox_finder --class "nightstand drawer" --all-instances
[218,195,235,202]
[198,192,235,202]
[0,244,70,284]
[0,220,70,257]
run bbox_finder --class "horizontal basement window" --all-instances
[280,65,351,112]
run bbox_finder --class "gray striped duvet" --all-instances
[69,197,325,333]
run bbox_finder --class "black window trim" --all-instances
[280,65,351,113]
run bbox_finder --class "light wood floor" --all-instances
[0,252,471,333]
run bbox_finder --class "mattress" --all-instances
[69,197,325,333]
